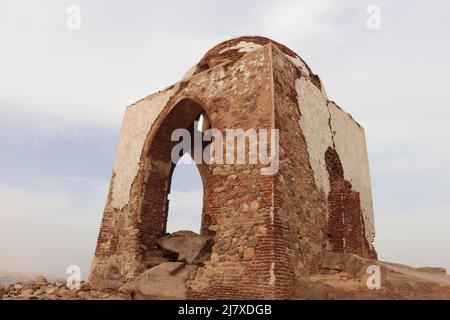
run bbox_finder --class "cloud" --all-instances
[0,0,235,126]
[0,102,118,148]
[0,180,106,279]
[375,205,450,271]
[258,0,344,44]
[167,190,204,234]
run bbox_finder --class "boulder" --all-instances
[81,283,91,291]
[143,255,171,268]
[157,230,213,264]
[295,253,450,300]
[342,254,372,275]
[320,251,344,272]
[33,288,45,296]
[14,283,24,291]
[89,268,123,291]
[0,285,4,300]
[320,251,373,275]
[118,282,134,295]
[77,291,88,299]
[60,289,77,299]
[54,280,65,288]
[133,262,197,300]
[143,249,172,268]
[19,289,34,299]
[35,275,48,284]
[45,286,58,295]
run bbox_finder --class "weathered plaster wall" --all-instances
[219,40,263,54]
[296,77,333,195]
[328,102,374,243]
[295,74,375,246]
[271,45,328,278]
[111,89,174,210]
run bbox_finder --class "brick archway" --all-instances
[138,98,212,249]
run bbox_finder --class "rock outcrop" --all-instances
[4,246,450,300]
[129,231,210,299]
[294,252,450,300]
[133,262,197,300]
[157,230,213,264]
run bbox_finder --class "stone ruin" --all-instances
[89,36,377,299]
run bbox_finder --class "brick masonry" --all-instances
[89,36,377,299]
[325,147,377,259]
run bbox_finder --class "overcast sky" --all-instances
[1,0,449,279]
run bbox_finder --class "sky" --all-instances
[0,0,449,280]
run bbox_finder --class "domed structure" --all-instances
[186,36,325,92]
[90,36,376,299]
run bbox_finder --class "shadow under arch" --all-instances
[138,97,213,249]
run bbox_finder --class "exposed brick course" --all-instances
[325,147,377,259]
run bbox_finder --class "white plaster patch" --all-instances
[111,89,174,209]
[328,102,375,243]
[289,55,327,99]
[287,55,310,78]
[296,77,333,195]
[181,64,197,81]
[269,262,276,286]
[295,77,375,245]
[219,41,263,54]
[271,44,326,99]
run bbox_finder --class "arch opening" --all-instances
[138,98,212,250]
[166,153,203,234]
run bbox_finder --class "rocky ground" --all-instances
[2,230,450,300]
[1,276,126,300]
[294,252,450,299]
[1,230,211,300]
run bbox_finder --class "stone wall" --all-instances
[90,37,376,299]
[271,45,329,284]
[91,45,288,298]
